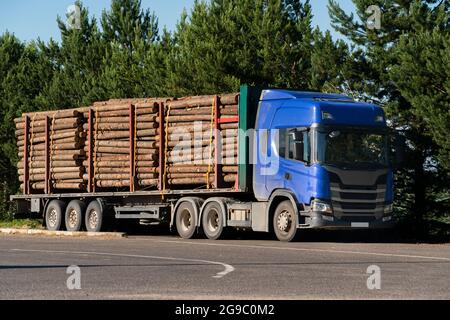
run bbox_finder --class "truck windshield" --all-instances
[316,129,389,168]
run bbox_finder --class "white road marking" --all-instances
[155,240,450,262]
[10,249,234,279]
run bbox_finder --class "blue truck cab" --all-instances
[240,86,395,240]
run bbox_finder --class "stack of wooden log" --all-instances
[15,93,240,193]
[15,109,86,191]
[162,94,239,187]
[81,99,163,189]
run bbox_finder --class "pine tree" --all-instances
[166,0,317,96]
[100,0,159,97]
[41,1,107,109]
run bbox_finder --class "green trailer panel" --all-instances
[238,85,263,192]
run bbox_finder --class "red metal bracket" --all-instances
[214,95,222,189]
[218,116,239,124]
[158,102,166,191]
[23,116,30,195]
[44,116,51,194]
[87,108,94,192]
[129,104,136,192]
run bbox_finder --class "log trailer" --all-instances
[11,85,397,242]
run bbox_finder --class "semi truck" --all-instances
[11,85,397,242]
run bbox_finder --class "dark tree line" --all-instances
[0,0,448,238]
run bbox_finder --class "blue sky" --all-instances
[0,0,356,43]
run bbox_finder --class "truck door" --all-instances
[269,128,312,204]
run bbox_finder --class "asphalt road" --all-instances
[1,233,450,300]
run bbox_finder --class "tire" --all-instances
[85,200,103,232]
[175,202,197,239]
[45,200,66,231]
[65,200,86,232]
[273,200,298,242]
[202,201,225,240]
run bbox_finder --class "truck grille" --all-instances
[328,172,387,218]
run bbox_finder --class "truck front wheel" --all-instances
[273,200,298,242]
[45,200,66,231]
[85,200,103,232]
[175,202,197,239]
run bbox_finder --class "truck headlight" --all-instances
[384,204,393,215]
[312,200,333,215]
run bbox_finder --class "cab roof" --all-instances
[261,89,354,102]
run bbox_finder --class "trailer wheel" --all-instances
[273,200,298,242]
[45,200,66,231]
[202,201,225,240]
[65,200,86,232]
[175,202,197,239]
[85,200,103,232]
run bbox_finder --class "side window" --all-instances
[288,130,310,163]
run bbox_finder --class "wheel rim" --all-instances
[88,210,98,230]
[277,209,292,234]
[48,208,58,228]
[206,209,220,233]
[68,209,78,229]
[180,209,192,233]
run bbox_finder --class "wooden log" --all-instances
[95,180,130,188]
[221,158,238,165]
[158,139,214,148]
[84,173,158,180]
[168,177,215,185]
[18,160,81,169]
[138,179,158,186]
[96,130,157,140]
[20,171,84,182]
[14,109,80,123]
[159,115,213,123]
[88,167,157,174]
[82,160,156,168]
[19,142,81,152]
[96,140,157,149]
[16,129,83,145]
[31,182,85,190]
[219,94,239,105]
[220,105,238,115]
[23,154,84,162]
[220,123,238,129]
[82,107,158,118]
[223,174,237,183]
[92,102,159,111]
[92,115,157,124]
[137,129,158,137]
[15,122,80,136]
[18,149,84,158]
[154,130,213,142]
[167,93,238,110]
[16,117,80,129]
[90,146,129,154]
[85,154,157,162]
[222,166,238,173]
[168,95,217,109]
[19,167,83,175]
[82,122,158,131]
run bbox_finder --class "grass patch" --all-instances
[0,219,43,229]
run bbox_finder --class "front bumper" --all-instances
[302,212,396,230]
